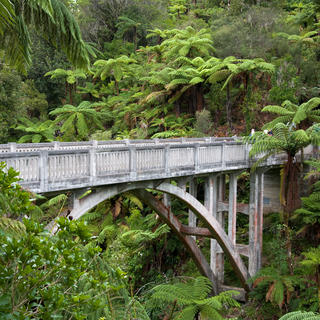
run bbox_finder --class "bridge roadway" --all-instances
[0,137,315,298]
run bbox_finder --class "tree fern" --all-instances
[15,118,55,143]
[262,98,320,130]
[49,101,108,140]
[244,120,320,274]
[149,276,239,320]
[161,26,214,60]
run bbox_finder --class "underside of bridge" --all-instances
[48,170,265,299]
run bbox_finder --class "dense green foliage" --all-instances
[1,0,320,319]
[1,0,319,143]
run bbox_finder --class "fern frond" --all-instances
[279,311,320,319]
[0,217,26,236]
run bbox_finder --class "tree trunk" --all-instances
[133,26,137,51]
[316,265,320,312]
[196,85,204,112]
[192,86,197,114]
[69,85,73,105]
[115,80,119,95]
[226,82,233,130]
[282,153,301,274]
[175,101,181,117]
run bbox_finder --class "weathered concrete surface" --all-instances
[60,180,250,292]
[0,139,314,194]
[263,168,281,214]
[133,189,219,294]
[6,138,315,296]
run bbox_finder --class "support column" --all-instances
[205,174,218,273]
[249,169,264,276]
[208,174,226,285]
[228,173,238,245]
[257,170,264,270]
[188,178,197,230]
[217,174,226,284]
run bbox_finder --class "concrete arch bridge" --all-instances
[0,137,315,297]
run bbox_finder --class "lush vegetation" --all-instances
[1,0,320,319]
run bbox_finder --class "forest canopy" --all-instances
[1,0,320,319]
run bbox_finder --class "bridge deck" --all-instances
[0,138,313,193]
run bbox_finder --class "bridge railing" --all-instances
[0,139,316,193]
[0,137,237,153]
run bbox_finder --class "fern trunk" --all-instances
[192,86,197,114]
[196,85,204,112]
[317,265,320,312]
[226,82,233,130]
[115,80,119,95]
[133,26,137,51]
[175,101,181,117]
[282,153,301,274]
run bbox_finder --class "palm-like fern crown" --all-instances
[49,101,108,139]
[45,69,87,84]
[16,118,55,143]
[199,56,274,89]
[262,97,320,130]
[275,30,319,47]
[247,122,319,157]
[115,16,141,39]
[93,56,137,81]
[161,26,214,60]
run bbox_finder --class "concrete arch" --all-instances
[69,180,250,292]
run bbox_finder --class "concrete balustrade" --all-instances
[0,138,315,194]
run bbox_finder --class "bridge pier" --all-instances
[203,170,265,287]
[249,169,264,276]
[188,178,197,238]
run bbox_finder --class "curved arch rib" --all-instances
[66,180,249,292]
[132,189,218,295]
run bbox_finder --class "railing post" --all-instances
[39,151,48,192]
[53,141,60,150]
[164,145,170,175]
[194,143,200,172]
[129,146,137,179]
[89,148,96,183]
[91,140,98,148]
[221,143,226,169]
[9,143,16,152]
